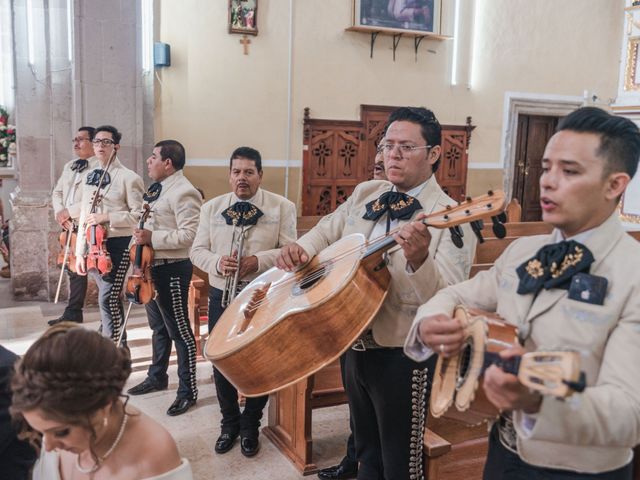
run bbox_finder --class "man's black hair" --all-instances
[558,107,640,179]
[93,125,122,145]
[386,107,442,172]
[155,140,186,170]
[230,146,262,172]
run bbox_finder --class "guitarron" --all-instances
[206,191,508,397]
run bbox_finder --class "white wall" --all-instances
[156,0,624,202]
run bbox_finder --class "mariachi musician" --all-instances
[276,107,475,480]
[407,107,640,479]
[75,125,144,346]
[49,126,97,326]
[127,140,202,417]
[190,146,297,458]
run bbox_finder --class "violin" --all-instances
[86,219,112,275]
[82,150,116,275]
[125,204,155,305]
[56,226,78,273]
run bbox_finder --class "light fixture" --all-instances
[450,0,461,85]
[141,0,153,73]
[26,0,35,66]
[66,0,73,62]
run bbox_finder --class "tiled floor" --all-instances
[0,277,350,479]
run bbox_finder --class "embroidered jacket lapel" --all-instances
[525,214,624,324]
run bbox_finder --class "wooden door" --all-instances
[513,115,558,222]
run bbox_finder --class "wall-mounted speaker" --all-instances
[154,42,171,67]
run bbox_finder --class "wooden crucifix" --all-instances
[239,35,251,55]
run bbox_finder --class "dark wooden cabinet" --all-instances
[302,105,474,215]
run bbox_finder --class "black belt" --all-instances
[351,331,399,351]
[152,258,189,267]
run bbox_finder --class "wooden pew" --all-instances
[187,266,209,358]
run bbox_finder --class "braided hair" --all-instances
[10,323,132,454]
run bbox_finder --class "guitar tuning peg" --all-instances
[470,220,485,244]
[496,212,507,224]
[491,215,507,238]
[449,226,464,249]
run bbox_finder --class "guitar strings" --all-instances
[232,198,501,312]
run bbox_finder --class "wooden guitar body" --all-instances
[204,233,391,397]
[430,305,584,426]
[431,306,517,425]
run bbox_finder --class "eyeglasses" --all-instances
[92,139,115,146]
[379,143,432,156]
[72,137,90,143]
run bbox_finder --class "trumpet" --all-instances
[221,222,246,308]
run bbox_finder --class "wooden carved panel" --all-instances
[302,106,473,215]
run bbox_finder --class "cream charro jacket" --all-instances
[145,170,202,260]
[51,157,99,220]
[296,177,475,347]
[75,157,144,256]
[190,188,297,290]
[405,212,640,473]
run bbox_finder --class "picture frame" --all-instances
[624,36,640,91]
[228,0,258,36]
[620,175,640,224]
[353,0,440,35]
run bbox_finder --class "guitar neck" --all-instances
[482,351,521,376]
[362,190,507,259]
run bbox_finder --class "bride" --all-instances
[10,323,193,479]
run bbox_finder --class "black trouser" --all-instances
[339,353,357,470]
[208,287,268,437]
[483,424,633,480]
[88,236,130,344]
[344,347,436,480]
[62,268,87,321]
[145,259,198,401]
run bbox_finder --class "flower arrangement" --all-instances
[0,106,16,168]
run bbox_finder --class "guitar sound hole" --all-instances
[292,264,330,296]
[456,340,473,388]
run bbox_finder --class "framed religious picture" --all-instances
[625,36,640,91]
[620,174,640,224]
[353,0,440,34]
[229,0,258,35]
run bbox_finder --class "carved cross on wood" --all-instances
[239,35,251,55]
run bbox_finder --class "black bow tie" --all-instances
[85,169,111,187]
[222,201,264,226]
[143,182,162,202]
[362,191,422,222]
[516,240,594,296]
[71,159,89,173]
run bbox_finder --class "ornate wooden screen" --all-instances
[302,106,474,215]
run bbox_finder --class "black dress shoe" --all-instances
[166,397,195,416]
[240,436,260,457]
[47,316,80,326]
[127,378,167,396]
[317,463,358,480]
[214,432,239,454]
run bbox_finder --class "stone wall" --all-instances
[9,0,152,300]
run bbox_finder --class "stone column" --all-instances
[9,0,152,300]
